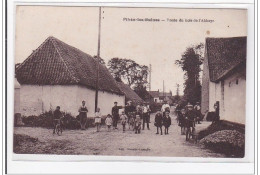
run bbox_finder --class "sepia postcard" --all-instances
[12,5,248,160]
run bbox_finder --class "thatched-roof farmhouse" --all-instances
[15,36,125,116]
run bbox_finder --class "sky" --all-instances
[15,6,247,95]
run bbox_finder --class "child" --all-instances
[105,114,113,132]
[163,111,171,135]
[120,111,128,132]
[134,115,142,134]
[154,111,163,135]
[94,108,102,132]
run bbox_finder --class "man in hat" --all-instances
[125,101,136,129]
[78,100,88,130]
[111,101,124,129]
[185,103,195,128]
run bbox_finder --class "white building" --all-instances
[201,37,247,124]
[15,36,125,117]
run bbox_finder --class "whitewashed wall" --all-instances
[222,70,246,124]
[154,97,159,103]
[14,78,21,114]
[208,82,221,112]
[76,86,125,117]
[20,85,78,116]
[19,85,125,117]
[97,89,125,117]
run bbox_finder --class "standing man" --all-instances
[78,100,88,130]
[142,103,150,130]
[112,102,123,129]
[213,102,220,124]
[185,104,195,140]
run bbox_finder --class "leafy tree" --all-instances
[175,43,204,105]
[107,58,148,88]
[133,83,150,101]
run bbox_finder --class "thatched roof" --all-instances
[16,36,123,95]
[117,82,144,103]
[206,37,247,82]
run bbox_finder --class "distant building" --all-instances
[15,36,125,116]
[148,90,173,103]
[159,91,173,104]
[117,82,144,105]
[148,90,160,103]
[201,37,246,124]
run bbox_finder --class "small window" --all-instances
[236,79,239,85]
[229,82,231,87]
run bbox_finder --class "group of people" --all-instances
[110,101,151,134]
[53,100,194,136]
[174,102,202,139]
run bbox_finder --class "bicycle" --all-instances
[185,118,196,141]
[54,118,63,136]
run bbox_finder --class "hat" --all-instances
[187,104,193,108]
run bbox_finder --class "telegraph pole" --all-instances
[163,80,165,101]
[149,64,152,102]
[95,7,102,112]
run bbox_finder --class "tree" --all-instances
[93,55,106,65]
[107,58,148,88]
[175,43,204,105]
[134,83,150,101]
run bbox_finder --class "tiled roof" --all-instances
[148,91,159,98]
[159,92,172,97]
[117,82,144,103]
[16,36,123,95]
[206,37,247,82]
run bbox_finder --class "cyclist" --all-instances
[53,106,62,134]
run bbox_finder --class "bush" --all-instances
[21,110,109,130]
[198,120,245,140]
[200,130,245,157]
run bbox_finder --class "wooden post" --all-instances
[95,7,102,112]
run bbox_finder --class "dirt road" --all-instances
[14,111,225,157]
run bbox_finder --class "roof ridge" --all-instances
[16,37,51,72]
[49,37,80,83]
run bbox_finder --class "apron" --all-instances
[79,106,88,129]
